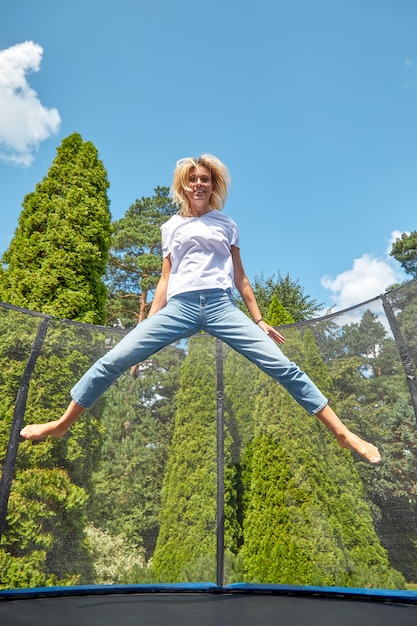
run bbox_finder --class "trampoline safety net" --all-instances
[1,277,417,593]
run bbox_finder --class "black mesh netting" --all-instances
[0,278,417,591]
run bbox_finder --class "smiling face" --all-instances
[183,166,213,215]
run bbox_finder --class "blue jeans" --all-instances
[71,289,328,414]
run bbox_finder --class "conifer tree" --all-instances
[241,328,404,587]
[152,336,238,582]
[223,348,259,560]
[326,304,417,581]
[237,272,323,321]
[106,187,177,327]
[0,133,111,586]
[390,231,417,277]
[266,294,295,326]
[0,307,107,586]
[0,132,111,324]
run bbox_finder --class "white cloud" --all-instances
[321,232,407,311]
[0,41,61,166]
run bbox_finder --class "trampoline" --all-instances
[1,583,417,625]
[2,282,417,625]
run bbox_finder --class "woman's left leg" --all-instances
[203,290,327,415]
[203,291,380,463]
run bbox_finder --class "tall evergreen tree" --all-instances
[223,292,295,558]
[0,132,111,324]
[152,336,239,582]
[0,302,108,587]
[223,348,260,561]
[241,328,404,587]
[0,133,112,586]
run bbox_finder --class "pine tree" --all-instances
[0,132,111,324]
[106,187,177,327]
[390,231,417,277]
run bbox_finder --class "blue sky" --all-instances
[1,0,416,312]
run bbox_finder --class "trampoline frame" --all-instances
[1,582,417,604]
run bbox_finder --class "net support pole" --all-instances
[382,294,417,424]
[0,317,50,540]
[215,338,225,588]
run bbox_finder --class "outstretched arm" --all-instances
[231,246,285,344]
[147,255,172,317]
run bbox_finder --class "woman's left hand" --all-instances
[258,320,285,344]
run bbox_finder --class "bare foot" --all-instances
[315,405,380,464]
[337,431,381,464]
[20,420,69,441]
[20,401,85,441]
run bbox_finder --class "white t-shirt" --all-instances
[161,210,240,300]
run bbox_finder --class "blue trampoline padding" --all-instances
[226,583,417,604]
[0,582,218,601]
[1,582,417,605]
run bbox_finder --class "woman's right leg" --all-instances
[70,302,199,409]
[20,295,201,440]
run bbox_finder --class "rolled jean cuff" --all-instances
[310,399,328,415]
[70,390,92,409]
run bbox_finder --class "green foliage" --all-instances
[389,279,417,370]
[338,310,389,377]
[88,343,185,558]
[266,294,295,326]
[0,310,112,587]
[0,133,111,324]
[390,231,417,277]
[85,525,147,584]
[178,550,246,584]
[106,187,177,327]
[0,129,116,587]
[0,310,39,462]
[237,329,404,588]
[152,337,239,581]
[1,467,94,587]
[0,550,75,590]
[350,394,417,581]
[223,348,261,549]
[16,320,107,485]
[152,337,218,581]
[320,302,417,581]
[237,271,323,322]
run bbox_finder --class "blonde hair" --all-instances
[171,154,231,217]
